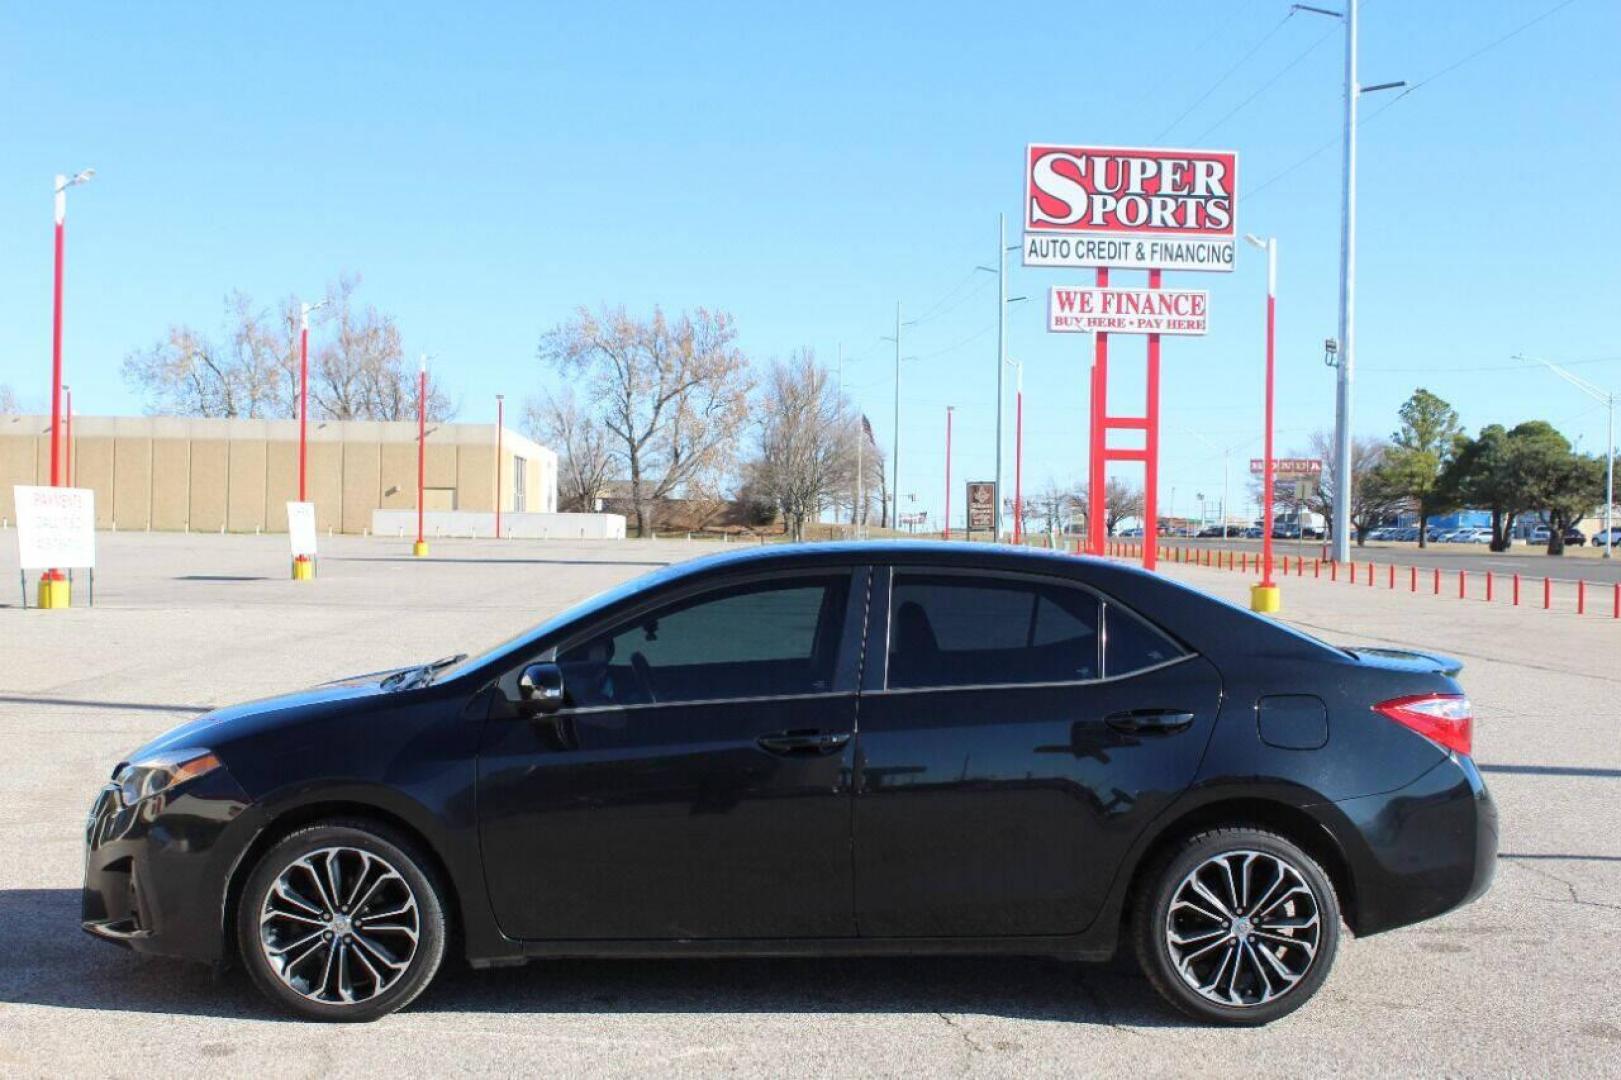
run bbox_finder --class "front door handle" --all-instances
[757,730,852,755]
[1104,709,1196,735]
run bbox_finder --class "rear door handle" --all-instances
[1104,709,1196,734]
[758,730,852,755]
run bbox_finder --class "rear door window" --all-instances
[887,572,1100,690]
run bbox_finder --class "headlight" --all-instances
[115,749,222,807]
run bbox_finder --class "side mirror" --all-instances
[518,662,566,715]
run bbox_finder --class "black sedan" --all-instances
[83,542,1495,1025]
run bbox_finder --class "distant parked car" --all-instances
[1301,525,1325,539]
[1528,526,1551,544]
[1563,528,1586,546]
[1272,523,1302,540]
[1459,529,1494,544]
[1119,527,1144,538]
[1593,526,1621,548]
[1243,526,1264,539]
[1196,525,1235,538]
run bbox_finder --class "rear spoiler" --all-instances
[1345,647,1464,677]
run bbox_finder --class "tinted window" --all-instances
[558,575,848,706]
[887,573,1100,689]
[1104,604,1186,676]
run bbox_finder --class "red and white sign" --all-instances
[1024,144,1237,272]
[13,485,96,569]
[1250,458,1323,477]
[1048,286,1209,336]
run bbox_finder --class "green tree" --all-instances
[1379,388,1462,549]
[1440,420,1595,552]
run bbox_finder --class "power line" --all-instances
[1361,355,1621,374]
[1243,0,1583,203]
[1191,23,1341,143]
[912,321,996,361]
[1154,11,1298,142]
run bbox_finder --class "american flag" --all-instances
[861,415,876,445]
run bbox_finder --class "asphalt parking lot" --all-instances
[2,533,1618,1077]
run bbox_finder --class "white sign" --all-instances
[1025,234,1234,272]
[1048,286,1209,335]
[287,502,318,557]
[14,486,96,569]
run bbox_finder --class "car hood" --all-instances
[120,667,411,766]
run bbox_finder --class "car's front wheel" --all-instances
[1132,827,1341,1025]
[237,819,447,1022]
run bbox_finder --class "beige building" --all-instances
[0,413,556,536]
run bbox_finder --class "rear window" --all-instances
[1104,604,1186,676]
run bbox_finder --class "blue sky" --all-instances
[3,0,1616,526]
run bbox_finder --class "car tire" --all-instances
[237,819,447,1022]
[1132,826,1340,1026]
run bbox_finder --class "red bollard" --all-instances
[1388,563,1395,589]
[1314,558,1321,578]
[1544,576,1551,610]
[1513,573,1521,606]
[1578,579,1586,615]
[1613,582,1619,620]
[1367,561,1374,586]
[1433,568,1441,595]
[1410,565,1417,592]
[1330,561,1338,582]
[1296,556,1303,576]
[1459,570,1467,599]
[1486,571,1494,602]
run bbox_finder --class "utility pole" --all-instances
[1332,0,1358,565]
[1295,0,1402,562]
[892,303,901,532]
[995,213,1007,541]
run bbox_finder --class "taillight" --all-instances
[1373,694,1473,757]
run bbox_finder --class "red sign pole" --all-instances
[1087,268,1109,555]
[943,406,954,540]
[1143,269,1161,571]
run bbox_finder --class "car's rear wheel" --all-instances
[1132,827,1340,1025]
[237,820,446,1022]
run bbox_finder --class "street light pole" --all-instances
[415,355,429,557]
[1012,358,1024,545]
[1247,234,1280,610]
[944,406,954,540]
[65,385,73,488]
[495,394,505,540]
[297,298,329,504]
[42,169,93,609]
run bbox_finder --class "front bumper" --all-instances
[1314,753,1498,937]
[81,767,254,963]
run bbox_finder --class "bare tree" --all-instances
[526,390,612,511]
[122,291,289,418]
[1304,430,1400,545]
[539,306,753,536]
[122,277,451,422]
[1037,479,1078,536]
[1102,477,1143,535]
[0,384,21,414]
[747,351,856,541]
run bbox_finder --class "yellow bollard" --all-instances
[413,540,430,557]
[291,556,315,581]
[1249,583,1281,613]
[37,573,71,609]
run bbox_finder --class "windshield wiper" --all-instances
[382,653,468,691]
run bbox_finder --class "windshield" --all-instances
[432,561,686,682]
